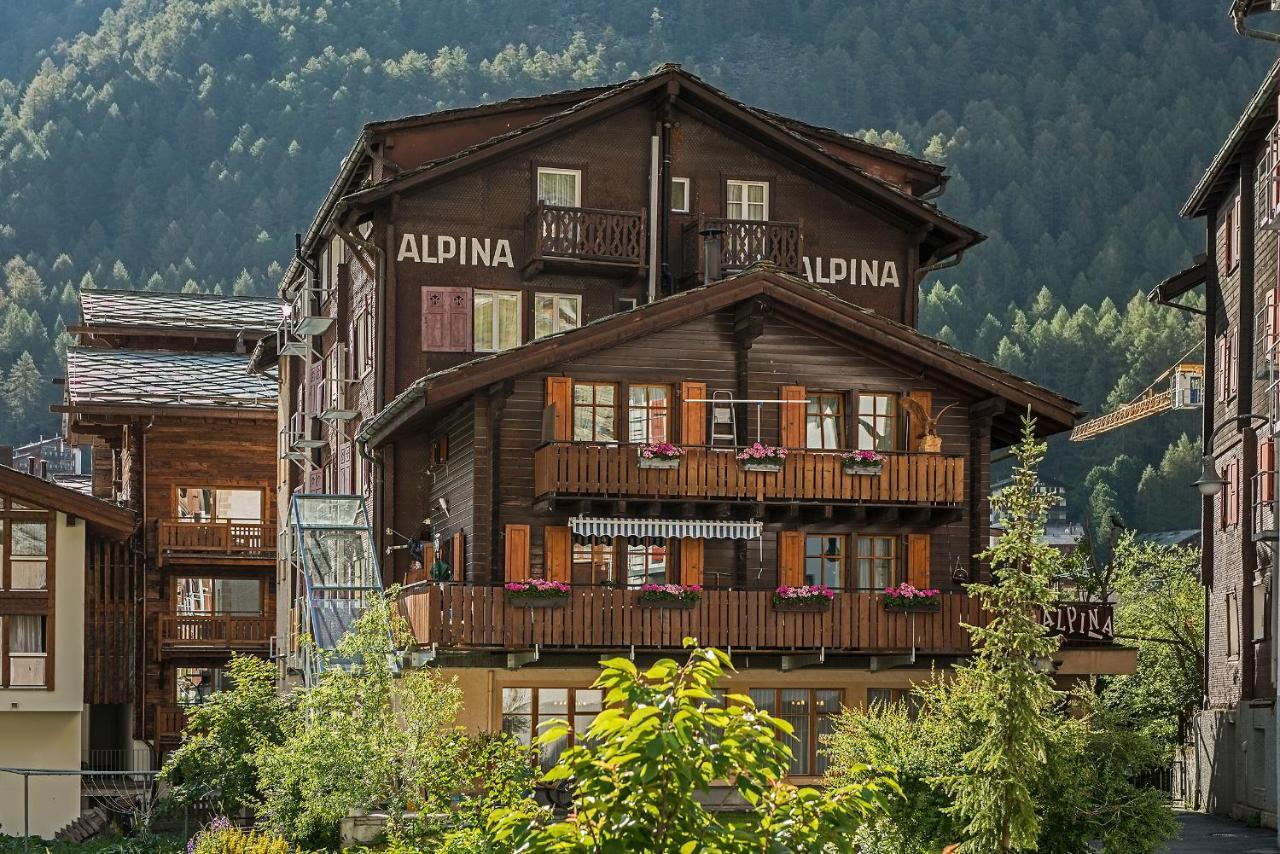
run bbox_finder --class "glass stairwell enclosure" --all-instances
[289,494,382,685]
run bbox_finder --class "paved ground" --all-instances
[1164,811,1278,852]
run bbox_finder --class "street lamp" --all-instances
[1193,455,1227,497]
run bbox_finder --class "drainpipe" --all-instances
[1232,6,1280,43]
[647,133,661,304]
[658,96,675,296]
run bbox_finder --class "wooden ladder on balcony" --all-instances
[710,390,737,447]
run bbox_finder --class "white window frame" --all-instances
[726,179,769,221]
[536,167,582,208]
[671,177,691,213]
[533,293,582,340]
[473,290,522,353]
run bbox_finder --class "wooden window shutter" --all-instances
[504,524,531,581]
[1216,336,1225,403]
[446,287,472,352]
[309,359,324,414]
[337,443,352,493]
[1262,439,1275,503]
[779,385,807,448]
[544,526,572,583]
[905,390,933,451]
[422,287,472,352]
[680,381,707,445]
[907,534,931,589]
[451,530,465,582]
[779,531,804,587]
[680,538,704,587]
[1268,290,1278,364]
[545,377,574,441]
[422,286,447,351]
[1229,331,1238,399]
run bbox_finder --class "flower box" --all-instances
[841,450,883,476]
[881,583,941,612]
[741,459,784,473]
[637,442,685,470]
[505,579,571,608]
[736,442,787,473]
[636,583,702,608]
[772,585,836,612]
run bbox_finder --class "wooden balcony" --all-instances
[524,203,646,278]
[156,519,274,567]
[683,215,803,279]
[401,585,983,654]
[534,444,965,513]
[156,614,273,657]
[154,704,188,743]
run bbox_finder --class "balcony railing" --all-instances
[156,519,274,566]
[683,215,803,278]
[401,585,984,654]
[534,444,965,506]
[156,614,273,656]
[525,203,646,276]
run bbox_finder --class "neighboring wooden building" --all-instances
[60,289,281,757]
[262,65,1132,777]
[1151,56,1280,824]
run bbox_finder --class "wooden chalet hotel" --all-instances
[260,64,1133,776]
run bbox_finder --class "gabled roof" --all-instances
[79,289,284,335]
[340,66,980,256]
[1183,57,1280,218]
[0,465,135,539]
[64,348,277,414]
[359,265,1079,449]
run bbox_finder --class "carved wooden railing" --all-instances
[400,586,984,653]
[156,520,274,565]
[527,203,646,267]
[534,444,965,505]
[683,215,803,277]
[156,614,274,654]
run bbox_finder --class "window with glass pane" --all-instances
[572,382,616,442]
[865,687,920,720]
[176,666,231,705]
[627,384,671,443]
[857,393,898,451]
[177,577,262,615]
[572,543,614,585]
[177,487,262,523]
[671,177,690,212]
[626,540,668,586]
[804,535,845,588]
[536,168,581,207]
[501,687,601,770]
[474,291,521,352]
[727,180,768,220]
[748,688,840,776]
[805,394,845,449]
[855,536,897,589]
[8,615,45,653]
[10,520,48,590]
[533,293,582,340]
[812,689,841,774]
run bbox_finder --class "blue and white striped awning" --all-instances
[570,516,762,540]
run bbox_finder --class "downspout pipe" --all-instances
[658,95,675,296]
[1233,7,1280,43]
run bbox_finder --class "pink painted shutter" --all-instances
[422,287,447,351]
[446,287,472,352]
[309,359,324,414]
[338,443,352,494]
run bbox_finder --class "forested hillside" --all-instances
[0,0,1268,531]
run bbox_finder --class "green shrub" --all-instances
[188,820,296,854]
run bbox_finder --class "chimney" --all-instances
[26,456,36,476]
[699,227,724,285]
[0,446,11,468]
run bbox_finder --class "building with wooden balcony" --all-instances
[260,65,1133,776]
[59,289,281,761]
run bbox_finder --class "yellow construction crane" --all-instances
[1069,358,1204,442]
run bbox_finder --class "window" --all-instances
[617,298,638,313]
[9,520,49,591]
[866,687,922,720]
[176,577,263,615]
[6,615,46,688]
[857,393,898,451]
[671,177,690,213]
[805,393,845,450]
[727,180,768,221]
[1221,459,1240,529]
[572,382,617,442]
[749,688,841,775]
[1217,331,1238,402]
[329,235,345,291]
[534,293,581,340]
[502,687,603,769]
[473,290,521,352]
[176,666,231,706]
[536,167,581,207]
[1227,592,1241,658]
[628,384,671,443]
[625,540,668,586]
[1227,194,1241,271]
[804,534,845,588]
[855,536,898,589]
[176,487,263,523]
[572,541,615,585]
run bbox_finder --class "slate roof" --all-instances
[65,348,277,410]
[80,289,284,333]
[0,465,135,538]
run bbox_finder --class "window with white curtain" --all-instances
[536,168,581,207]
[474,291,522,352]
[533,293,581,339]
[726,180,768,220]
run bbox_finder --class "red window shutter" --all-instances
[1268,290,1278,365]
[446,287,472,352]
[1262,439,1275,503]
[544,377,574,441]
[309,359,324,414]
[907,534,931,589]
[680,382,707,445]
[338,443,352,494]
[680,538,704,587]
[778,531,804,587]
[504,524,531,582]
[779,386,807,448]
[544,526,572,583]
[451,530,465,582]
[1231,331,1239,399]
[421,287,446,351]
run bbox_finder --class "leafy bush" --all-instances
[188,819,296,853]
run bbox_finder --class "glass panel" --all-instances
[10,561,47,591]
[671,179,688,212]
[538,687,570,716]
[177,488,215,521]
[534,295,554,340]
[177,578,213,614]
[866,687,893,708]
[292,495,367,528]
[748,184,765,204]
[779,689,810,775]
[497,293,520,351]
[8,615,45,653]
[217,490,261,523]
[748,688,775,713]
[575,689,603,713]
[12,522,46,557]
[503,687,532,715]
[557,296,579,330]
[474,293,495,351]
[537,170,579,206]
[176,666,229,705]
[215,578,263,614]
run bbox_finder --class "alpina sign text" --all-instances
[397,233,515,267]
[802,257,900,288]
[1041,602,1114,642]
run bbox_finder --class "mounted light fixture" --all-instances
[1193,455,1227,498]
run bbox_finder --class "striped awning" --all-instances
[570,516,762,540]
